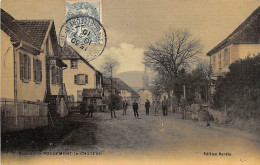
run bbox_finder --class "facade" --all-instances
[137,89,153,105]
[62,45,103,102]
[207,6,260,78]
[113,78,140,104]
[1,9,67,131]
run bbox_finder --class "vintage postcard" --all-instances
[1,0,260,165]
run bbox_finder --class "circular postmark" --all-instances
[59,15,107,61]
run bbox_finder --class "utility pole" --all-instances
[183,84,186,98]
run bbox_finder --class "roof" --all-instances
[1,9,59,55]
[82,89,103,98]
[207,6,260,56]
[61,45,101,74]
[1,9,36,47]
[14,20,52,50]
[113,78,140,98]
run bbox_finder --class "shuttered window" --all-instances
[19,53,31,82]
[74,74,88,85]
[51,66,62,85]
[33,58,42,83]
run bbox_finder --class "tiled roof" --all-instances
[1,9,35,46]
[61,45,100,73]
[82,89,103,98]
[14,20,52,49]
[207,7,260,56]
[113,78,140,98]
[207,6,260,56]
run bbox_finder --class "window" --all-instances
[33,58,42,83]
[224,48,230,66]
[74,74,88,85]
[51,66,62,85]
[70,60,78,69]
[19,53,31,82]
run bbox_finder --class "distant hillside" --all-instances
[115,71,156,91]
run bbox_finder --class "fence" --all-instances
[1,98,48,132]
[68,102,107,113]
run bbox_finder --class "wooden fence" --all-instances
[1,98,48,132]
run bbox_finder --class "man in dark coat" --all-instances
[133,100,139,118]
[109,100,116,118]
[145,99,150,115]
[87,100,94,118]
[80,100,87,115]
[162,96,168,116]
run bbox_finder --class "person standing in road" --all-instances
[122,100,128,115]
[133,100,139,118]
[153,99,160,115]
[162,96,168,116]
[109,100,116,119]
[87,100,94,118]
[145,99,150,115]
[80,100,87,115]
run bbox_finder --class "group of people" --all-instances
[144,96,169,116]
[80,96,187,119]
[79,99,95,118]
[109,96,171,119]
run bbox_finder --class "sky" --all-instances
[1,0,260,73]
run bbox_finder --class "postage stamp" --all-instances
[60,0,106,61]
[66,1,102,22]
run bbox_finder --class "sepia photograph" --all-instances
[1,0,260,164]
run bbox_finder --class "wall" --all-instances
[63,59,96,101]
[211,43,260,77]
[16,48,46,102]
[1,31,14,99]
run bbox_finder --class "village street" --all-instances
[36,107,260,164]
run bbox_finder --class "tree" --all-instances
[190,60,211,102]
[144,28,202,96]
[100,56,120,92]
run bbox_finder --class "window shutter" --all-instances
[39,60,42,82]
[28,56,31,80]
[19,53,24,80]
[51,66,56,84]
[85,75,88,84]
[74,75,78,84]
[33,58,36,81]
[23,55,28,80]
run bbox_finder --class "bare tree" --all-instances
[101,56,120,92]
[144,28,202,95]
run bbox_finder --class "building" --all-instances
[61,45,103,102]
[137,89,153,105]
[1,9,67,131]
[113,78,140,104]
[207,6,260,78]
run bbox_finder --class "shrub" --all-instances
[213,54,260,118]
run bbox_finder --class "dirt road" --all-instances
[2,107,260,165]
[44,107,260,164]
